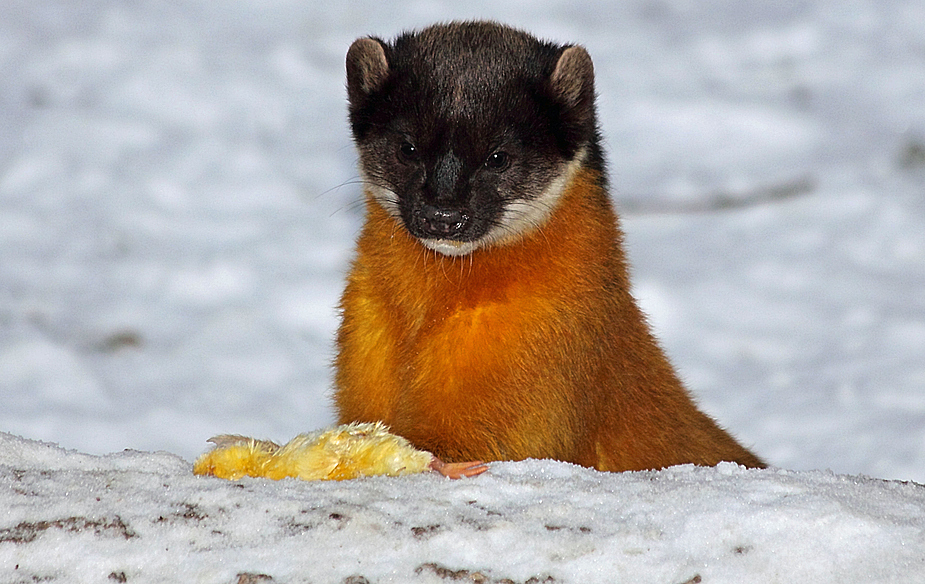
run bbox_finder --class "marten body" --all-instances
[336,21,764,471]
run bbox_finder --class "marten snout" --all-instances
[411,150,473,239]
[412,204,471,239]
[399,150,500,247]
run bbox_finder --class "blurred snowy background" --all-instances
[1,0,923,482]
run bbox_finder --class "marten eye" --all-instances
[398,141,419,162]
[485,151,510,170]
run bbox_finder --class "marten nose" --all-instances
[425,151,464,204]
[417,204,469,238]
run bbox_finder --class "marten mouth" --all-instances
[365,183,492,256]
[402,203,484,256]
[402,201,494,245]
[411,204,471,239]
[404,203,498,256]
[418,237,481,257]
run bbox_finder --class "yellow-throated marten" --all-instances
[335,21,764,472]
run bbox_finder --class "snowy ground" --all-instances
[3,432,924,583]
[1,0,925,581]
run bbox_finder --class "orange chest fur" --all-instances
[350,233,563,396]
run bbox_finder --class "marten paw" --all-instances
[429,458,489,479]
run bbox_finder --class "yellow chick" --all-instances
[193,422,487,481]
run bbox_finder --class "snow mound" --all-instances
[2,432,922,583]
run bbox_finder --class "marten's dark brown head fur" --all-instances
[346,21,604,256]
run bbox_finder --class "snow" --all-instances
[1,0,925,581]
[3,432,924,583]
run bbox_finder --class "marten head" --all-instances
[346,21,602,256]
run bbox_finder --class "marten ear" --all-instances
[549,45,596,143]
[346,37,390,106]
